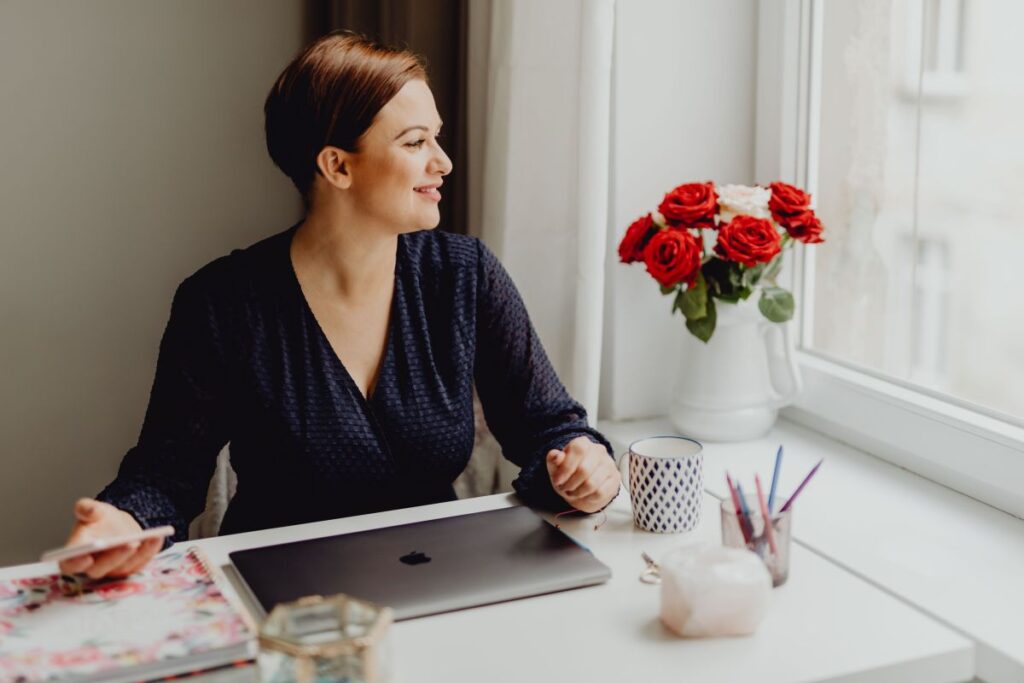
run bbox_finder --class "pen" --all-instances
[778,459,823,513]
[768,445,783,513]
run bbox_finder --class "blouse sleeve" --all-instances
[473,240,613,511]
[95,274,230,544]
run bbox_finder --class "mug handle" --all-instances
[617,452,631,495]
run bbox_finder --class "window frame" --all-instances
[756,0,1024,519]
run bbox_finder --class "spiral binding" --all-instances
[186,545,260,636]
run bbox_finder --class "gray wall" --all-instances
[0,1,304,565]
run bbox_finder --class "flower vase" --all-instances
[669,297,802,442]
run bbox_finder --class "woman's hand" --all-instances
[58,498,163,579]
[546,436,621,513]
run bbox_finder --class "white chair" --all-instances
[188,389,516,539]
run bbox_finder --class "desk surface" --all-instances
[2,492,971,683]
[602,416,1024,683]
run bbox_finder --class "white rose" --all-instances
[717,184,771,223]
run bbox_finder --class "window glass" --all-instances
[808,0,1024,422]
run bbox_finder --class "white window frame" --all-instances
[756,0,1024,520]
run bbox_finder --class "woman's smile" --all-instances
[414,183,442,202]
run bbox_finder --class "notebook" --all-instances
[0,546,256,683]
[230,505,612,621]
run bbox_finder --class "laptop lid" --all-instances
[228,506,611,620]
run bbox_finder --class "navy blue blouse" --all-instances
[96,224,613,543]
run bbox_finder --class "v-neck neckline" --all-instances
[284,225,401,407]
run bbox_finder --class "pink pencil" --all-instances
[755,475,778,555]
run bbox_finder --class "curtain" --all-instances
[475,0,615,421]
[307,0,470,236]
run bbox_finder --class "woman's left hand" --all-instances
[546,436,621,513]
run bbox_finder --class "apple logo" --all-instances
[399,550,431,566]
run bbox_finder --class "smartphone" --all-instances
[40,525,175,563]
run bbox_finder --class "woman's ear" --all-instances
[315,146,353,190]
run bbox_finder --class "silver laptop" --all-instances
[228,506,612,620]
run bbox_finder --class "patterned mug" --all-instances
[618,436,704,533]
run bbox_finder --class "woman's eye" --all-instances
[405,139,426,148]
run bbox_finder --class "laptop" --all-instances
[228,505,611,620]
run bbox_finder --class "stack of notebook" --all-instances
[0,546,256,682]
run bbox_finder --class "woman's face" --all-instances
[345,79,452,233]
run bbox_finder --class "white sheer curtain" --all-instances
[463,0,615,492]
[471,0,614,418]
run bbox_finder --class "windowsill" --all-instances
[597,416,1024,683]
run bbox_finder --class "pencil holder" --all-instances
[720,495,792,587]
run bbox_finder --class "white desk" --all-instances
[602,416,1024,683]
[2,491,972,683]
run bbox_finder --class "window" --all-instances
[758,0,1024,518]
[805,0,1024,424]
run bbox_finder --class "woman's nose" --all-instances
[431,141,452,176]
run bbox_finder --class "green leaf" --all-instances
[741,263,767,288]
[686,297,717,342]
[763,254,783,282]
[727,263,743,288]
[702,258,730,297]
[759,286,795,322]
[678,273,708,320]
[659,283,677,296]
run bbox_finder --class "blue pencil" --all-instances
[768,445,784,513]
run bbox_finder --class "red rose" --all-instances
[94,580,145,600]
[783,209,825,244]
[768,181,811,223]
[714,215,781,267]
[642,229,703,288]
[50,647,105,668]
[618,214,657,263]
[658,182,718,228]
[15,576,55,588]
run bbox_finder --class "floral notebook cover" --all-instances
[0,547,256,682]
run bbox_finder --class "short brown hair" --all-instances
[264,30,428,203]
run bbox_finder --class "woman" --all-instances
[59,31,619,580]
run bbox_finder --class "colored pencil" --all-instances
[755,474,778,555]
[735,481,755,542]
[768,445,784,513]
[778,459,824,513]
[725,473,752,544]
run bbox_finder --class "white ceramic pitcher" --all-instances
[669,297,802,442]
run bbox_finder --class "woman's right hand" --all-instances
[58,498,163,579]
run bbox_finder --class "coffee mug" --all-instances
[618,436,704,533]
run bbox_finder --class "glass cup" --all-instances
[258,593,393,683]
[719,495,792,587]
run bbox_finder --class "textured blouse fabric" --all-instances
[96,224,613,543]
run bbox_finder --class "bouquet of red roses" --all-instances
[618,181,825,342]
